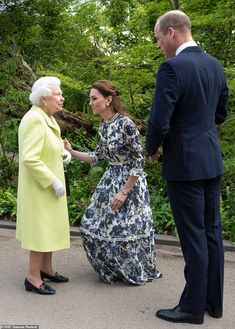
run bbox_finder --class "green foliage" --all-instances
[0,188,17,220]
[221,187,235,242]
[63,128,106,224]
[0,118,20,153]
[150,188,176,235]
[67,161,106,224]
[220,115,235,241]
[145,155,176,235]
[0,0,235,241]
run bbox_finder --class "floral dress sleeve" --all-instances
[88,127,105,166]
[123,118,145,176]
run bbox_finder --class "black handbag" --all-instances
[64,169,70,196]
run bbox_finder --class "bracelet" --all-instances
[120,188,129,196]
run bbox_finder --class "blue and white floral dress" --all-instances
[80,113,161,284]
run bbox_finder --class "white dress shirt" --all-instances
[176,40,198,56]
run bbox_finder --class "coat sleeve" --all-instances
[19,113,58,188]
[215,72,228,124]
[146,62,180,156]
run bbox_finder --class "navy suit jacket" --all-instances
[146,46,228,181]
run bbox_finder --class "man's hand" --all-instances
[149,149,162,162]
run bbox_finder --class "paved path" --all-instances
[0,227,235,329]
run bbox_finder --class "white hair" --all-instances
[29,76,61,106]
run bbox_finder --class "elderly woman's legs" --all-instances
[40,252,69,283]
[41,252,54,275]
[25,251,55,294]
[27,250,69,288]
[27,251,52,287]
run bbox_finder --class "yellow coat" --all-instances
[16,105,70,252]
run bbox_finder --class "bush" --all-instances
[66,159,106,225]
[0,188,17,220]
[145,156,176,236]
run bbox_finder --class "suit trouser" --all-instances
[167,176,224,316]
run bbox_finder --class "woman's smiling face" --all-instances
[44,88,64,115]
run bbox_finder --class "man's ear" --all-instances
[168,27,175,38]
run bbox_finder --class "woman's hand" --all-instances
[64,138,72,152]
[63,149,72,165]
[51,180,65,197]
[111,191,127,212]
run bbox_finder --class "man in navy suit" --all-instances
[146,10,228,324]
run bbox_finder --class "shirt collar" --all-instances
[176,40,198,56]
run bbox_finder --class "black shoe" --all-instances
[156,305,204,325]
[24,278,56,295]
[40,271,69,283]
[206,305,223,318]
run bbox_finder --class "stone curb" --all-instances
[1,219,234,252]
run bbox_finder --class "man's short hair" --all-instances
[156,10,191,35]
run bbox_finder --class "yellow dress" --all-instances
[16,105,70,251]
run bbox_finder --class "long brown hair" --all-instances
[91,80,126,115]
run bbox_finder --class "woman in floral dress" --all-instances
[65,80,161,285]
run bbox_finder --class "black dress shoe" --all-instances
[206,305,223,318]
[24,278,56,295]
[156,305,204,325]
[40,271,69,283]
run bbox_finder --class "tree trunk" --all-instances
[55,109,96,137]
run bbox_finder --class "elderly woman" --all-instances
[16,76,71,295]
